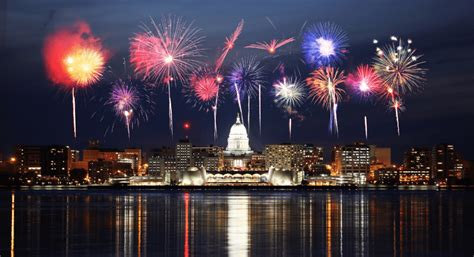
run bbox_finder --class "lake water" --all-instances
[1,189,473,257]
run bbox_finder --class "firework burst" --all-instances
[306,66,346,136]
[130,15,204,138]
[347,64,383,99]
[43,21,107,139]
[373,36,426,136]
[185,67,221,111]
[130,16,204,82]
[273,76,306,140]
[246,37,295,55]
[228,57,264,128]
[215,20,244,71]
[107,79,152,139]
[302,22,348,67]
[373,37,426,95]
[274,77,305,109]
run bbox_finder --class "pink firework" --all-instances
[245,37,295,54]
[347,64,383,98]
[130,16,204,138]
[215,20,244,71]
[190,73,219,103]
[130,16,204,83]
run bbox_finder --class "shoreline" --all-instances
[1,184,474,190]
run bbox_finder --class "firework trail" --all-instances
[210,20,243,141]
[228,57,264,129]
[364,115,368,140]
[108,81,140,139]
[234,82,244,123]
[258,84,262,136]
[273,77,305,140]
[347,64,383,139]
[302,22,348,67]
[306,66,346,136]
[373,36,426,136]
[185,67,221,141]
[130,15,204,138]
[215,19,244,71]
[245,37,295,55]
[43,21,107,139]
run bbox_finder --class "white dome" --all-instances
[225,114,253,155]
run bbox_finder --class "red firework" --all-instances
[43,21,107,88]
[347,64,383,98]
[190,73,219,102]
[215,19,244,71]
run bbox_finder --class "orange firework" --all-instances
[43,21,108,138]
[64,48,105,87]
[245,37,295,54]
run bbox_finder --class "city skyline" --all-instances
[1,0,474,163]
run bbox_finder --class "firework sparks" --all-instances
[302,22,348,67]
[274,77,306,140]
[245,37,295,55]
[274,77,305,109]
[107,79,151,139]
[373,37,426,94]
[43,21,107,138]
[215,19,244,71]
[373,37,426,136]
[130,15,204,138]
[228,57,264,128]
[306,66,346,136]
[347,64,383,98]
[185,67,222,140]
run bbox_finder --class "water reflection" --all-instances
[1,190,474,257]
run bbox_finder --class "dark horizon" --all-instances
[1,0,474,163]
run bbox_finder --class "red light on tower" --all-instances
[183,122,191,130]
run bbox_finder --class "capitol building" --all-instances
[223,115,254,170]
[143,113,303,186]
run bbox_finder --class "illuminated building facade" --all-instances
[176,139,193,181]
[16,145,71,177]
[333,143,370,184]
[265,143,303,171]
[223,115,253,171]
[432,144,464,181]
[302,144,325,176]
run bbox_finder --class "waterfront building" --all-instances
[265,143,303,171]
[333,143,370,184]
[16,145,71,177]
[432,144,464,181]
[302,144,325,176]
[176,139,192,180]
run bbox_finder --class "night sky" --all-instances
[1,0,474,163]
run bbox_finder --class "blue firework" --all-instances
[302,22,349,67]
[228,56,264,99]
